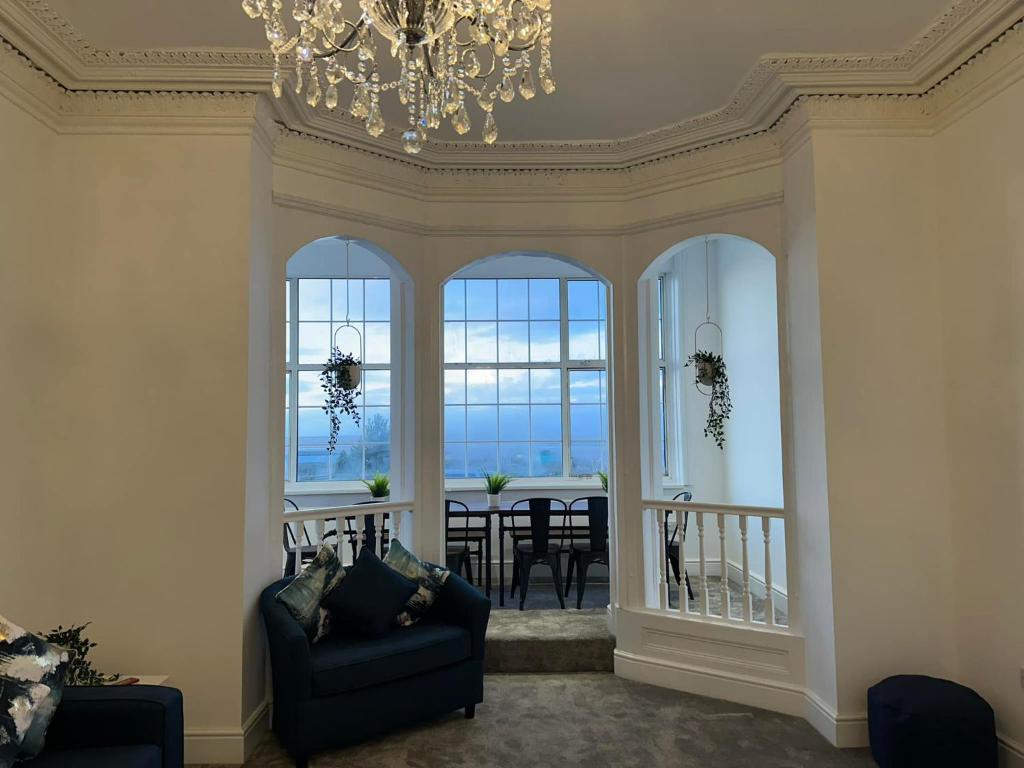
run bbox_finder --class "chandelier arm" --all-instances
[314,18,366,59]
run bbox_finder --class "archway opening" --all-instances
[638,235,787,626]
[441,251,615,615]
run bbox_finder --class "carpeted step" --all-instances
[485,609,614,673]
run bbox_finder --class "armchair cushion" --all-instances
[28,745,162,768]
[275,545,346,642]
[310,623,470,697]
[320,548,417,638]
[383,539,451,627]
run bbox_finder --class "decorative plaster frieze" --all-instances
[1,0,1021,171]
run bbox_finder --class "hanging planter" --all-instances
[321,345,362,454]
[686,350,732,450]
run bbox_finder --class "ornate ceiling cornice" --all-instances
[0,0,1021,171]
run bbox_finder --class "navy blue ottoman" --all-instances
[867,675,996,767]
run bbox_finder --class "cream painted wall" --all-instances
[935,73,1024,749]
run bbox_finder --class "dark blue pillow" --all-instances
[321,547,418,638]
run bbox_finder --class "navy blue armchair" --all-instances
[28,685,183,768]
[261,571,490,767]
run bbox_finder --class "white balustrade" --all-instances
[283,500,415,576]
[643,499,787,628]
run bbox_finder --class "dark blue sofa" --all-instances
[28,685,183,767]
[261,571,490,767]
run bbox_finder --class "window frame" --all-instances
[442,276,609,484]
[285,275,395,491]
[658,271,685,484]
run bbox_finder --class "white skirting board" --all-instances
[1001,735,1024,768]
[184,700,268,766]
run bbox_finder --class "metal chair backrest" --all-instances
[510,497,567,552]
[570,496,609,551]
[667,491,692,547]
[282,498,312,550]
[445,499,471,540]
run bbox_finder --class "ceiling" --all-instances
[43,0,953,143]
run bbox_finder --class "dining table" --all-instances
[447,500,594,607]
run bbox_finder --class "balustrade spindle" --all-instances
[717,513,730,619]
[739,517,751,623]
[393,510,401,546]
[696,512,708,616]
[356,515,365,558]
[314,518,325,554]
[656,508,668,611]
[333,516,343,561]
[292,521,303,576]
[762,517,775,626]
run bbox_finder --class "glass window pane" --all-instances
[364,443,390,477]
[363,279,390,321]
[529,279,560,320]
[498,443,530,475]
[498,369,529,403]
[531,404,561,441]
[568,320,602,360]
[466,322,497,363]
[499,405,530,441]
[569,443,605,476]
[298,371,323,407]
[331,279,363,321]
[530,443,562,477]
[444,280,466,321]
[568,280,599,320]
[466,405,498,441]
[298,409,329,445]
[444,370,466,404]
[444,443,466,478]
[444,406,466,442]
[498,322,529,363]
[569,370,604,404]
[363,322,391,365]
[362,370,390,406]
[444,322,466,364]
[299,279,331,321]
[466,279,497,320]
[330,446,362,481]
[363,407,390,442]
[466,443,498,477]
[297,447,329,481]
[299,322,331,364]
[529,321,560,362]
[285,280,291,323]
[530,369,561,403]
[570,404,603,441]
[498,279,529,320]
[466,369,497,404]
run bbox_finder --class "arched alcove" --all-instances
[440,251,617,608]
[637,234,788,622]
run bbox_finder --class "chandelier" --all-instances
[242,0,555,153]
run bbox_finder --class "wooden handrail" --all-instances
[282,500,415,523]
[641,499,785,519]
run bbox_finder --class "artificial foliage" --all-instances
[38,623,119,686]
[321,347,361,453]
[686,350,733,449]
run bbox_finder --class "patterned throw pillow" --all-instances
[0,614,68,762]
[383,540,451,627]
[275,545,346,642]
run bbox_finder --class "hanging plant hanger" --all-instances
[688,237,732,449]
[321,239,364,454]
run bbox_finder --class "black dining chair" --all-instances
[282,498,315,576]
[509,498,568,610]
[666,491,695,601]
[565,496,609,609]
[444,499,486,584]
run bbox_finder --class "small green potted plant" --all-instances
[597,470,609,494]
[362,472,390,502]
[685,350,732,449]
[483,471,511,508]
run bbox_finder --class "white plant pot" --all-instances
[372,495,390,503]
[339,364,361,390]
[696,362,716,387]
[486,493,501,508]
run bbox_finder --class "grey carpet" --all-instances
[486,609,613,672]
[228,674,874,768]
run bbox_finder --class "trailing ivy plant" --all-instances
[38,623,119,686]
[321,347,361,453]
[685,350,732,449]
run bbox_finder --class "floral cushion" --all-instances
[0,614,69,762]
[383,540,451,627]
[275,545,346,642]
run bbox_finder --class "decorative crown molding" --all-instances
[0,0,1022,171]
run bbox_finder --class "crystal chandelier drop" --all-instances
[242,0,555,153]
